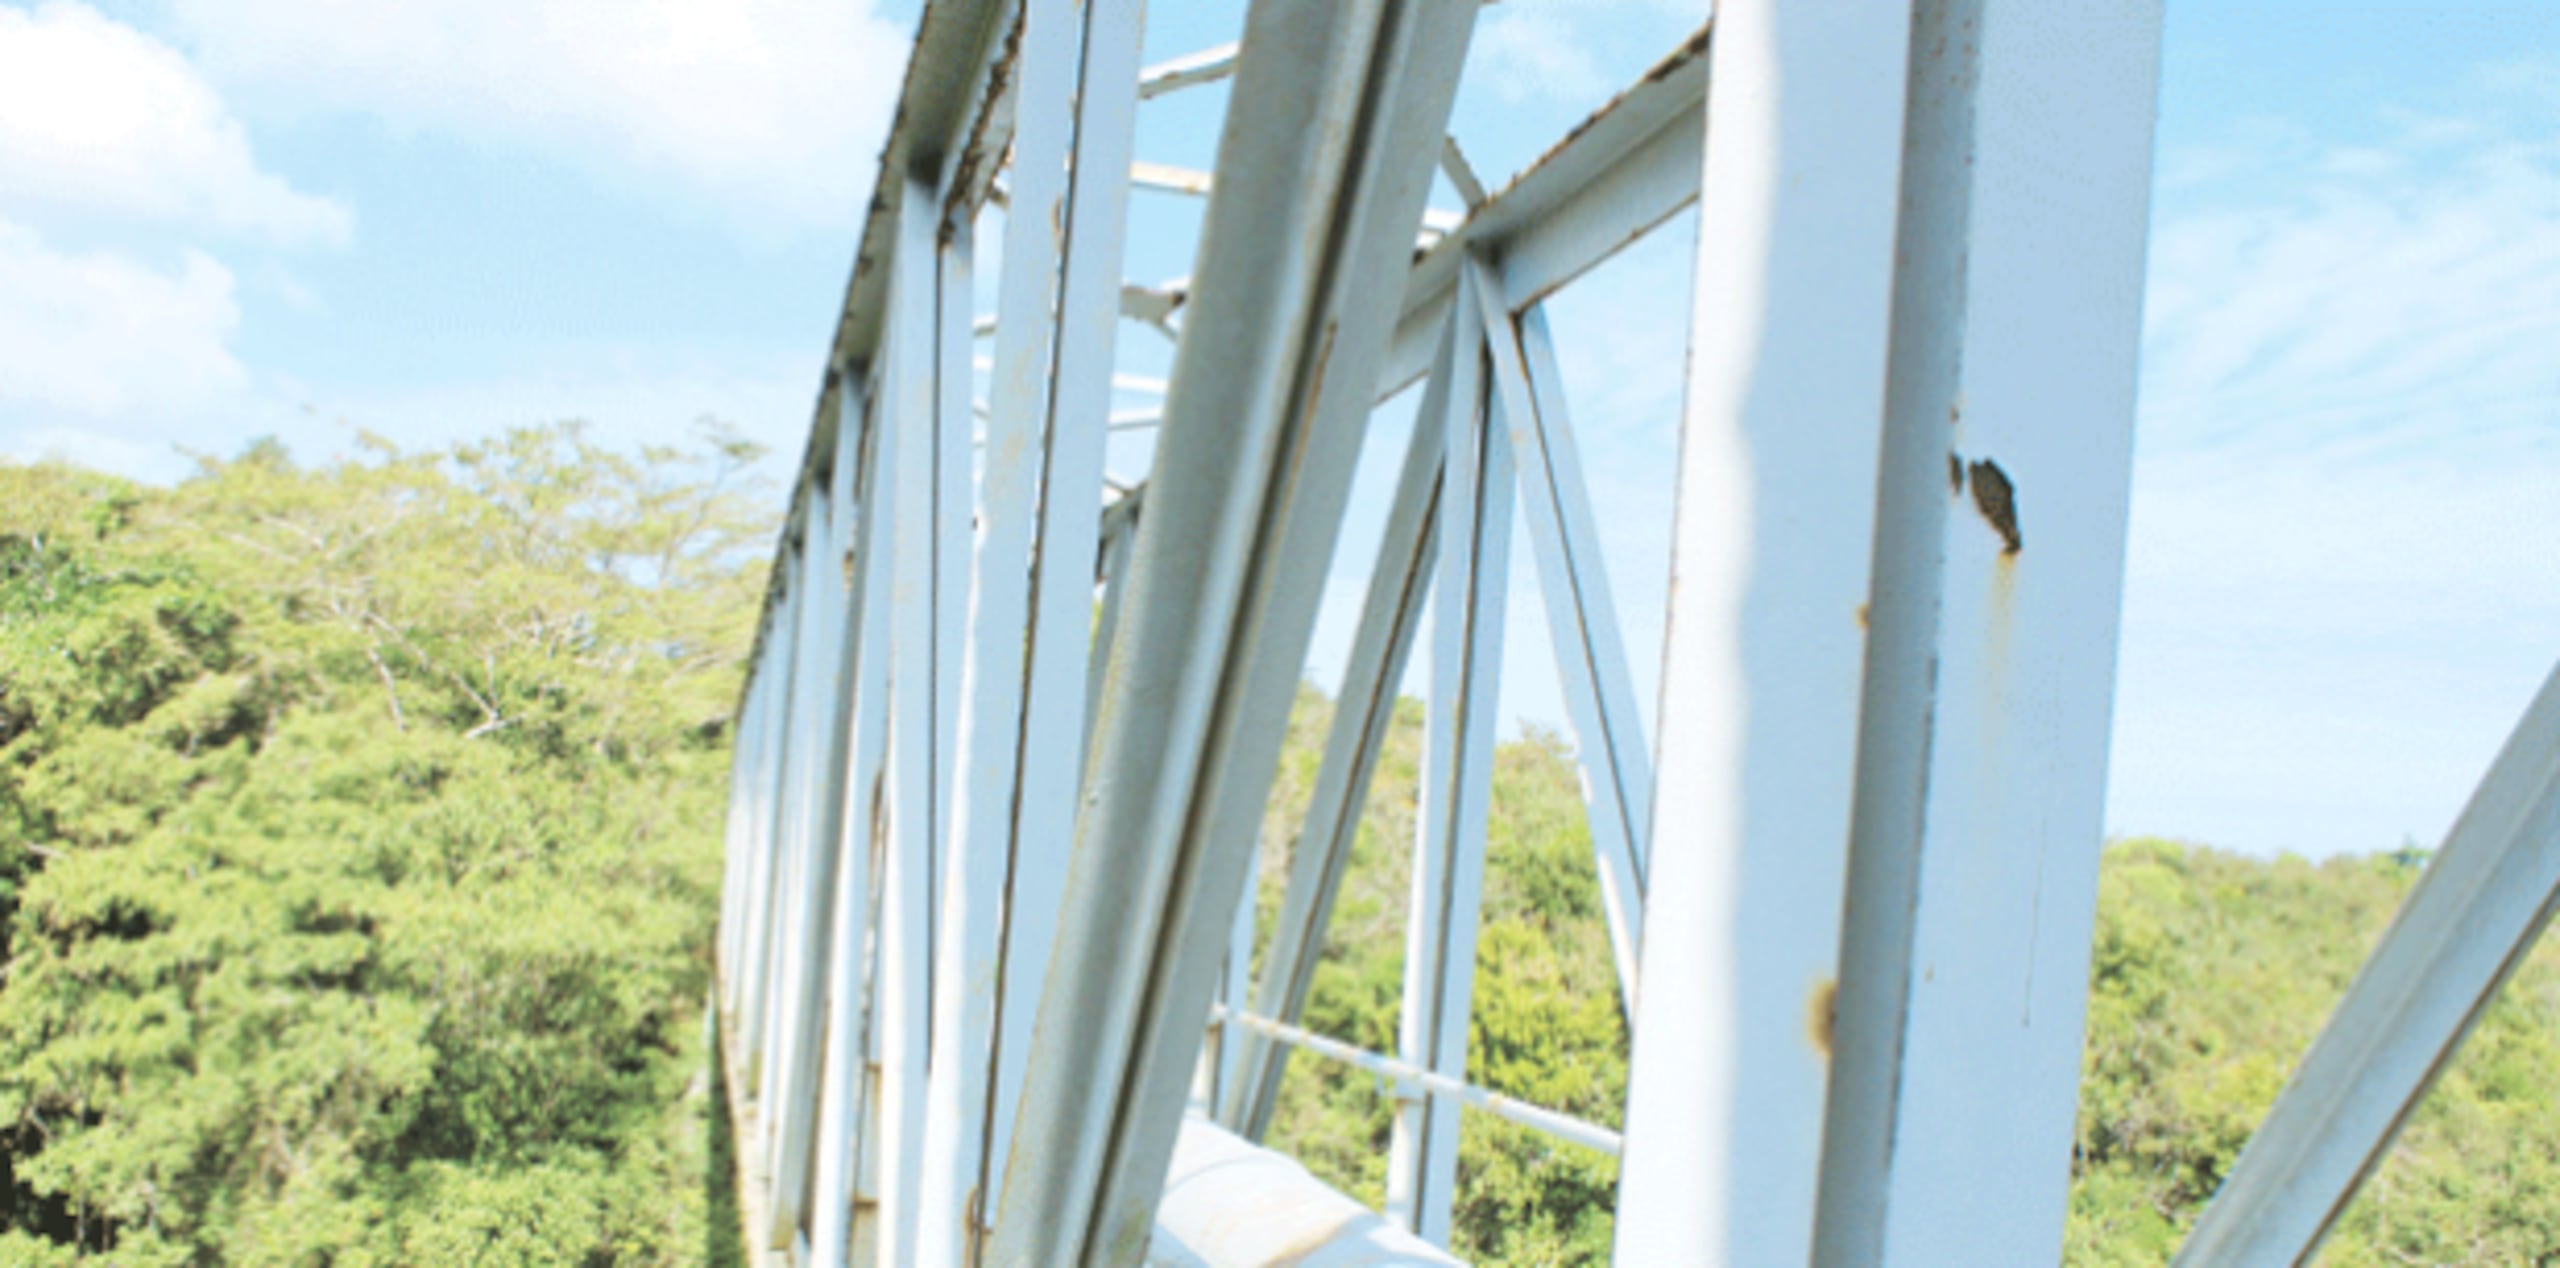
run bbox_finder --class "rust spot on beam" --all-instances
[1968,458,2021,555]
[1807,978,1838,1058]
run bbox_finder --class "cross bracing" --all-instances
[718,1,2560,1264]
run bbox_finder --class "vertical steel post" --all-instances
[917,0,1086,1249]
[767,384,881,1246]
[731,632,783,1023]
[1821,1,2157,1261]
[1614,0,1921,1252]
[718,650,767,1006]
[971,4,1148,1254]
[873,173,972,1268]
[811,397,898,1268]
[987,2,1482,1259]
[920,0,1093,1234]
[736,546,806,1092]
[1615,0,2159,1261]
[1387,262,1509,1246]
[758,481,837,1234]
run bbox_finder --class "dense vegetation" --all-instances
[7,427,2555,1265]
[1253,708,2560,1264]
[1256,696,1627,1266]
[0,429,768,1264]
[2069,840,2560,1266]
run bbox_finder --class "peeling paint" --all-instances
[1968,457,2021,554]
[943,9,1025,217]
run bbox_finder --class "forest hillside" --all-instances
[1257,694,2560,1266]
[0,429,768,1264]
[5,433,2553,1264]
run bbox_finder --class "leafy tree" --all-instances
[1258,701,1623,1265]
[16,422,2560,1267]
[2070,839,2560,1265]
[0,424,769,1263]
[1260,716,2560,1265]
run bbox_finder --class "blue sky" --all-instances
[1,0,2552,858]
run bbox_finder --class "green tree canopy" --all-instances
[0,425,771,1265]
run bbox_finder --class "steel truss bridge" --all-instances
[714,1,2560,1263]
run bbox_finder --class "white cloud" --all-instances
[2139,82,2559,457]
[316,355,818,471]
[1469,5,1613,106]
[165,0,910,232]
[2,333,818,489]
[1465,0,1703,106]
[0,221,248,417]
[0,2,349,244]
[2110,67,2560,854]
[0,425,191,485]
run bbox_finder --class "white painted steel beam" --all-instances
[977,8,1149,1227]
[2177,663,2560,1266]
[1613,0,1915,1244]
[735,546,806,1092]
[718,0,2180,1256]
[1137,43,1237,101]
[1220,315,1451,1141]
[765,379,884,1250]
[920,0,1145,1256]
[1378,28,1710,398]
[1818,2,2158,1261]
[1387,261,1508,1246]
[731,578,784,1035]
[719,646,775,1014]
[1085,492,1141,757]
[1615,1,2160,1263]
[760,453,855,1245]
[809,400,895,1268]
[1132,159,1466,241]
[872,178,974,1268]
[742,640,791,1028]
[1476,274,1651,1014]
[711,2,1006,1260]
[1438,137,1487,209]
[924,0,1084,1246]
[987,1,1483,1258]
[757,492,833,1156]
[1208,835,1259,1118]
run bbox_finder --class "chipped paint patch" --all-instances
[1808,978,1839,1058]
[1968,457,2021,554]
